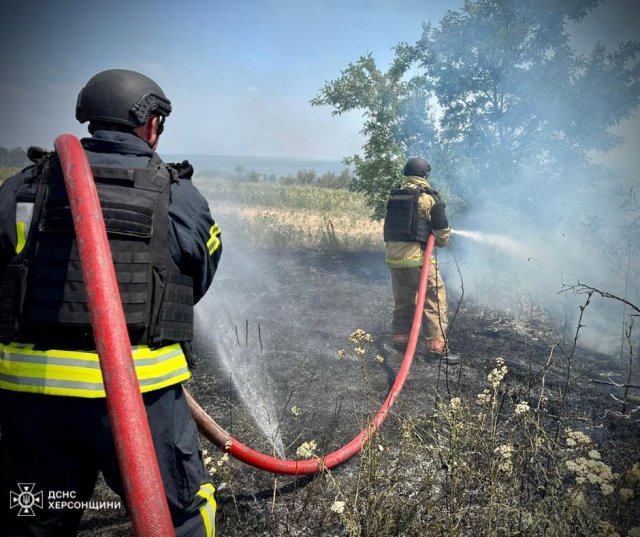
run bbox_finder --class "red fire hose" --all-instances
[185,234,436,474]
[55,134,175,537]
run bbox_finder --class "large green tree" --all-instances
[312,0,640,220]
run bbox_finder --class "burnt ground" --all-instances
[78,246,640,536]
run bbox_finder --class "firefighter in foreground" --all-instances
[0,69,221,536]
[384,157,460,365]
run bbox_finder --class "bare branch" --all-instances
[590,378,640,390]
[559,282,640,315]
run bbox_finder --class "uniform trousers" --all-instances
[390,257,449,350]
[0,384,216,537]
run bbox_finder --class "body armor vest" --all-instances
[0,153,194,348]
[383,187,435,244]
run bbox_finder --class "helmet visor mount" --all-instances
[130,92,172,128]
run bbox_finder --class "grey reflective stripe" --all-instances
[197,483,217,537]
[200,500,217,537]
[0,372,104,391]
[3,354,100,369]
[4,348,184,368]
[131,349,184,365]
[16,202,34,234]
[0,365,190,393]
[137,366,191,387]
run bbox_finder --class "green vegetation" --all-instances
[198,166,353,190]
[0,147,28,168]
[0,146,28,184]
[195,176,384,251]
[311,0,640,219]
[0,166,21,183]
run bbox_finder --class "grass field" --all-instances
[194,176,384,251]
[0,166,20,183]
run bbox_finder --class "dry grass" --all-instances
[194,177,384,251]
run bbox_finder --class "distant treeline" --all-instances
[0,147,29,167]
[224,165,354,190]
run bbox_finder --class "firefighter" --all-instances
[0,69,220,536]
[383,157,459,365]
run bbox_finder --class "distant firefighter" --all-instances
[0,69,220,535]
[383,157,459,365]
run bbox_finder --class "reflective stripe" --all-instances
[197,482,217,536]
[0,342,191,398]
[385,254,437,269]
[206,224,221,256]
[15,202,34,254]
[385,256,423,268]
[15,222,27,254]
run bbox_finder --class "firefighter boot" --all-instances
[425,339,461,366]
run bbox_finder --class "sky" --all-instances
[0,0,639,163]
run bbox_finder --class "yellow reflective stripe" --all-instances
[206,224,221,256]
[0,342,191,398]
[15,221,27,254]
[385,256,424,268]
[197,483,217,536]
[15,201,34,254]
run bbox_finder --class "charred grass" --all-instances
[80,262,640,536]
[78,181,639,536]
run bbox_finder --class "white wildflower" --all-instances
[566,430,591,448]
[619,488,634,502]
[476,390,492,406]
[488,358,508,389]
[495,443,514,475]
[296,440,318,459]
[349,329,373,343]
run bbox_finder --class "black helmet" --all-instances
[403,157,431,177]
[75,69,172,129]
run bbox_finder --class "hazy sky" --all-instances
[1,0,638,162]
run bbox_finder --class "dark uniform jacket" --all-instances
[0,130,222,397]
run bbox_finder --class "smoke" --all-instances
[439,180,639,356]
[397,2,640,359]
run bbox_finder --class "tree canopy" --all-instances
[312,0,640,220]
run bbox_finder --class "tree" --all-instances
[312,0,640,221]
[0,147,28,167]
[311,53,435,218]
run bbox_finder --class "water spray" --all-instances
[451,228,530,258]
[185,235,436,475]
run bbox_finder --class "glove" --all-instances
[168,160,194,180]
[430,201,449,230]
[27,146,52,164]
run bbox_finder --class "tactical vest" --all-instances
[383,187,435,244]
[0,153,194,349]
